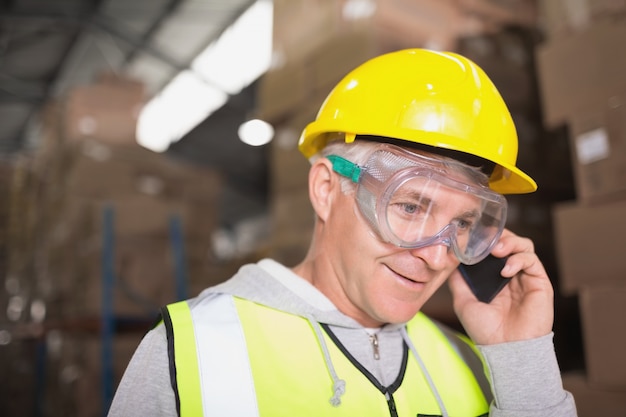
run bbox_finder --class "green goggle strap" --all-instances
[327,155,361,183]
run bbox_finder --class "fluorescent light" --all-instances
[193,0,273,94]
[137,70,227,152]
[238,119,274,146]
[137,0,273,152]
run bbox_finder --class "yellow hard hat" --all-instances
[298,48,536,194]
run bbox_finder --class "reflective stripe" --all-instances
[165,295,259,416]
[191,294,258,416]
[166,301,203,417]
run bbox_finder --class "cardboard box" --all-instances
[256,60,310,122]
[368,0,460,50]
[272,0,537,64]
[568,94,626,202]
[579,285,626,388]
[552,199,626,295]
[63,139,222,203]
[535,19,626,128]
[269,133,311,194]
[63,74,145,145]
[258,30,387,122]
[307,30,383,95]
[562,371,626,416]
[456,0,537,28]
[272,0,341,64]
[458,31,535,112]
[263,0,540,122]
[538,0,626,40]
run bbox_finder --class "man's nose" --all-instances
[408,241,452,271]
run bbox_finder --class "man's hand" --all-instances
[448,229,554,345]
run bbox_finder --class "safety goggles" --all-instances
[327,145,507,265]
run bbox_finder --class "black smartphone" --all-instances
[458,254,510,303]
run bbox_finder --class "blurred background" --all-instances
[0,0,625,415]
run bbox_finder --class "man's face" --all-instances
[325,187,459,327]
[322,146,496,327]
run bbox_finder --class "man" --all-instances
[108,49,577,416]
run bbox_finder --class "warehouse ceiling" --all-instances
[0,0,269,232]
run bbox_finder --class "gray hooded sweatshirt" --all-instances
[108,259,577,416]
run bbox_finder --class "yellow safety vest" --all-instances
[162,294,491,417]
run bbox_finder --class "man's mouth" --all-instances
[386,264,424,285]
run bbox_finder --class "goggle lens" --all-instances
[329,146,507,265]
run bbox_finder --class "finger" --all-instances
[490,231,546,278]
[503,252,548,280]
[492,229,535,258]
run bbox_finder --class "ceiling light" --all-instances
[136,0,273,153]
[238,119,274,146]
[192,0,273,95]
[137,71,227,152]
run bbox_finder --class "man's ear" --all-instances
[308,158,337,222]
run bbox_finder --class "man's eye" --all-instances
[400,203,418,214]
[454,218,473,230]
[391,201,427,217]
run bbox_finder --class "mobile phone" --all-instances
[458,254,510,303]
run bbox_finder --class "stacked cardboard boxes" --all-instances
[536,5,626,203]
[63,72,145,146]
[3,73,224,415]
[536,0,626,409]
[259,0,539,123]
[30,102,224,320]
